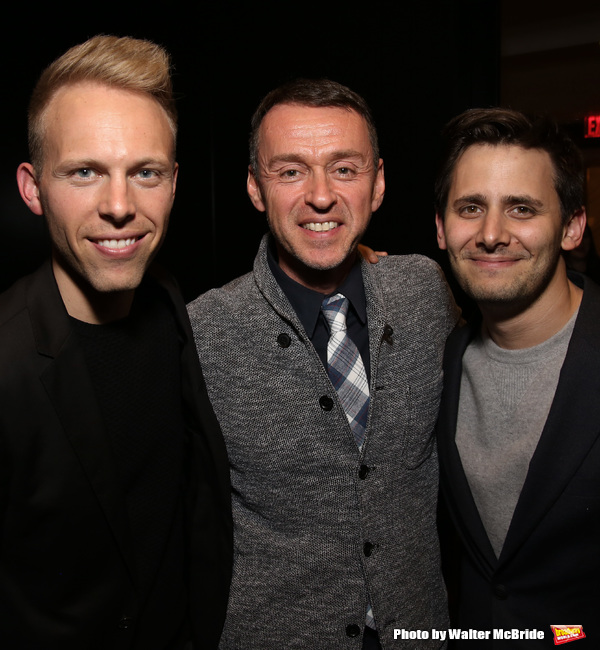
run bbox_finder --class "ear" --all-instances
[435,212,448,250]
[16,163,44,216]
[247,166,266,212]
[561,207,586,251]
[370,159,385,213]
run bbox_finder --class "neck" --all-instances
[277,248,358,295]
[52,260,135,324]
[480,270,582,350]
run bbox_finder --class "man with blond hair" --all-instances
[0,35,231,649]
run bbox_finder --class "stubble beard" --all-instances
[450,249,562,315]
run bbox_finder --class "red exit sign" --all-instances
[585,115,600,138]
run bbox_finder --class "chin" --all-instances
[303,249,353,271]
[88,270,146,295]
[305,260,343,272]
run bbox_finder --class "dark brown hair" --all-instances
[249,78,379,174]
[434,107,584,223]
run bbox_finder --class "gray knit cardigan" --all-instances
[188,235,459,649]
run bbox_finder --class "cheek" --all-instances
[457,219,486,245]
[153,210,170,235]
[44,185,92,222]
[264,189,300,224]
[41,197,79,238]
[336,189,371,225]
[443,227,471,254]
[138,189,174,223]
[512,226,555,252]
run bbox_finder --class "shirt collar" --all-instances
[267,243,367,338]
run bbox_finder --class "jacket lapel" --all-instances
[438,321,498,575]
[28,263,138,585]
[499,280,600,564]
[158,267,233,519]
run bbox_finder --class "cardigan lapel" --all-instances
[252,234,390,454]
[252,235,309,336]
[499,279,600,565]
[27,263,138,586]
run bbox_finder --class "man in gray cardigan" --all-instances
[188,79,459,649]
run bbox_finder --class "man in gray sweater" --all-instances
[435,108,599,647]
[188,79,459,649]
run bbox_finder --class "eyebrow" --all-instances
[452,193,545,209]
[451,193,486,208]
[55,157,174,172]
[503,194,545,209]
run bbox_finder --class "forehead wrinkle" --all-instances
[266,149,368,168]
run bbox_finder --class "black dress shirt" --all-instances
[267,245,370,382]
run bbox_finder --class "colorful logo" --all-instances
[551,625,586,645]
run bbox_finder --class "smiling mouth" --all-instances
[470,257,523,263]
[94,237,140,250]
[301,221,340,232]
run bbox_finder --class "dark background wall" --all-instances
[1,2,500,302]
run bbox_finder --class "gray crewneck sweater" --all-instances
[456,310,578,558]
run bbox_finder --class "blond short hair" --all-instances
[28,35,177,172]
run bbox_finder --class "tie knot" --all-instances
[321,293,349,333]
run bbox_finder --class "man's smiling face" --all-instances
[247,103,384,291]
[19,81,177,317]
[436,143,576,311]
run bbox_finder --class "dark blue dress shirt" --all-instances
[267,244,370,382]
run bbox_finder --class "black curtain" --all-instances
[1,1,500,301]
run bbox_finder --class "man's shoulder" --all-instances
[0,268,49,372]
[370,253,445,281]
[581,275,600,310]
[567,275,600,349]
[187,271,257,319]
[0,269,37,330]
[367,253,455,310]
[364,254,460,338]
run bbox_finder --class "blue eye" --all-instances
[76,168,94,178]
[136,169,162,182]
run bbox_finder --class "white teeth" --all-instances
[97,238,137,249]
[302,221,339,232]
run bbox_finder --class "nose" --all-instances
[305,169,337,211]
[476,208,510,249]
[99,176,135,223]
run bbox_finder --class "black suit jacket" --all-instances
[0,262,232,650]
[437,275,600,648]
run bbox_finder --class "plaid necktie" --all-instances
[322,293,375,630]
[321,294,370,450]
